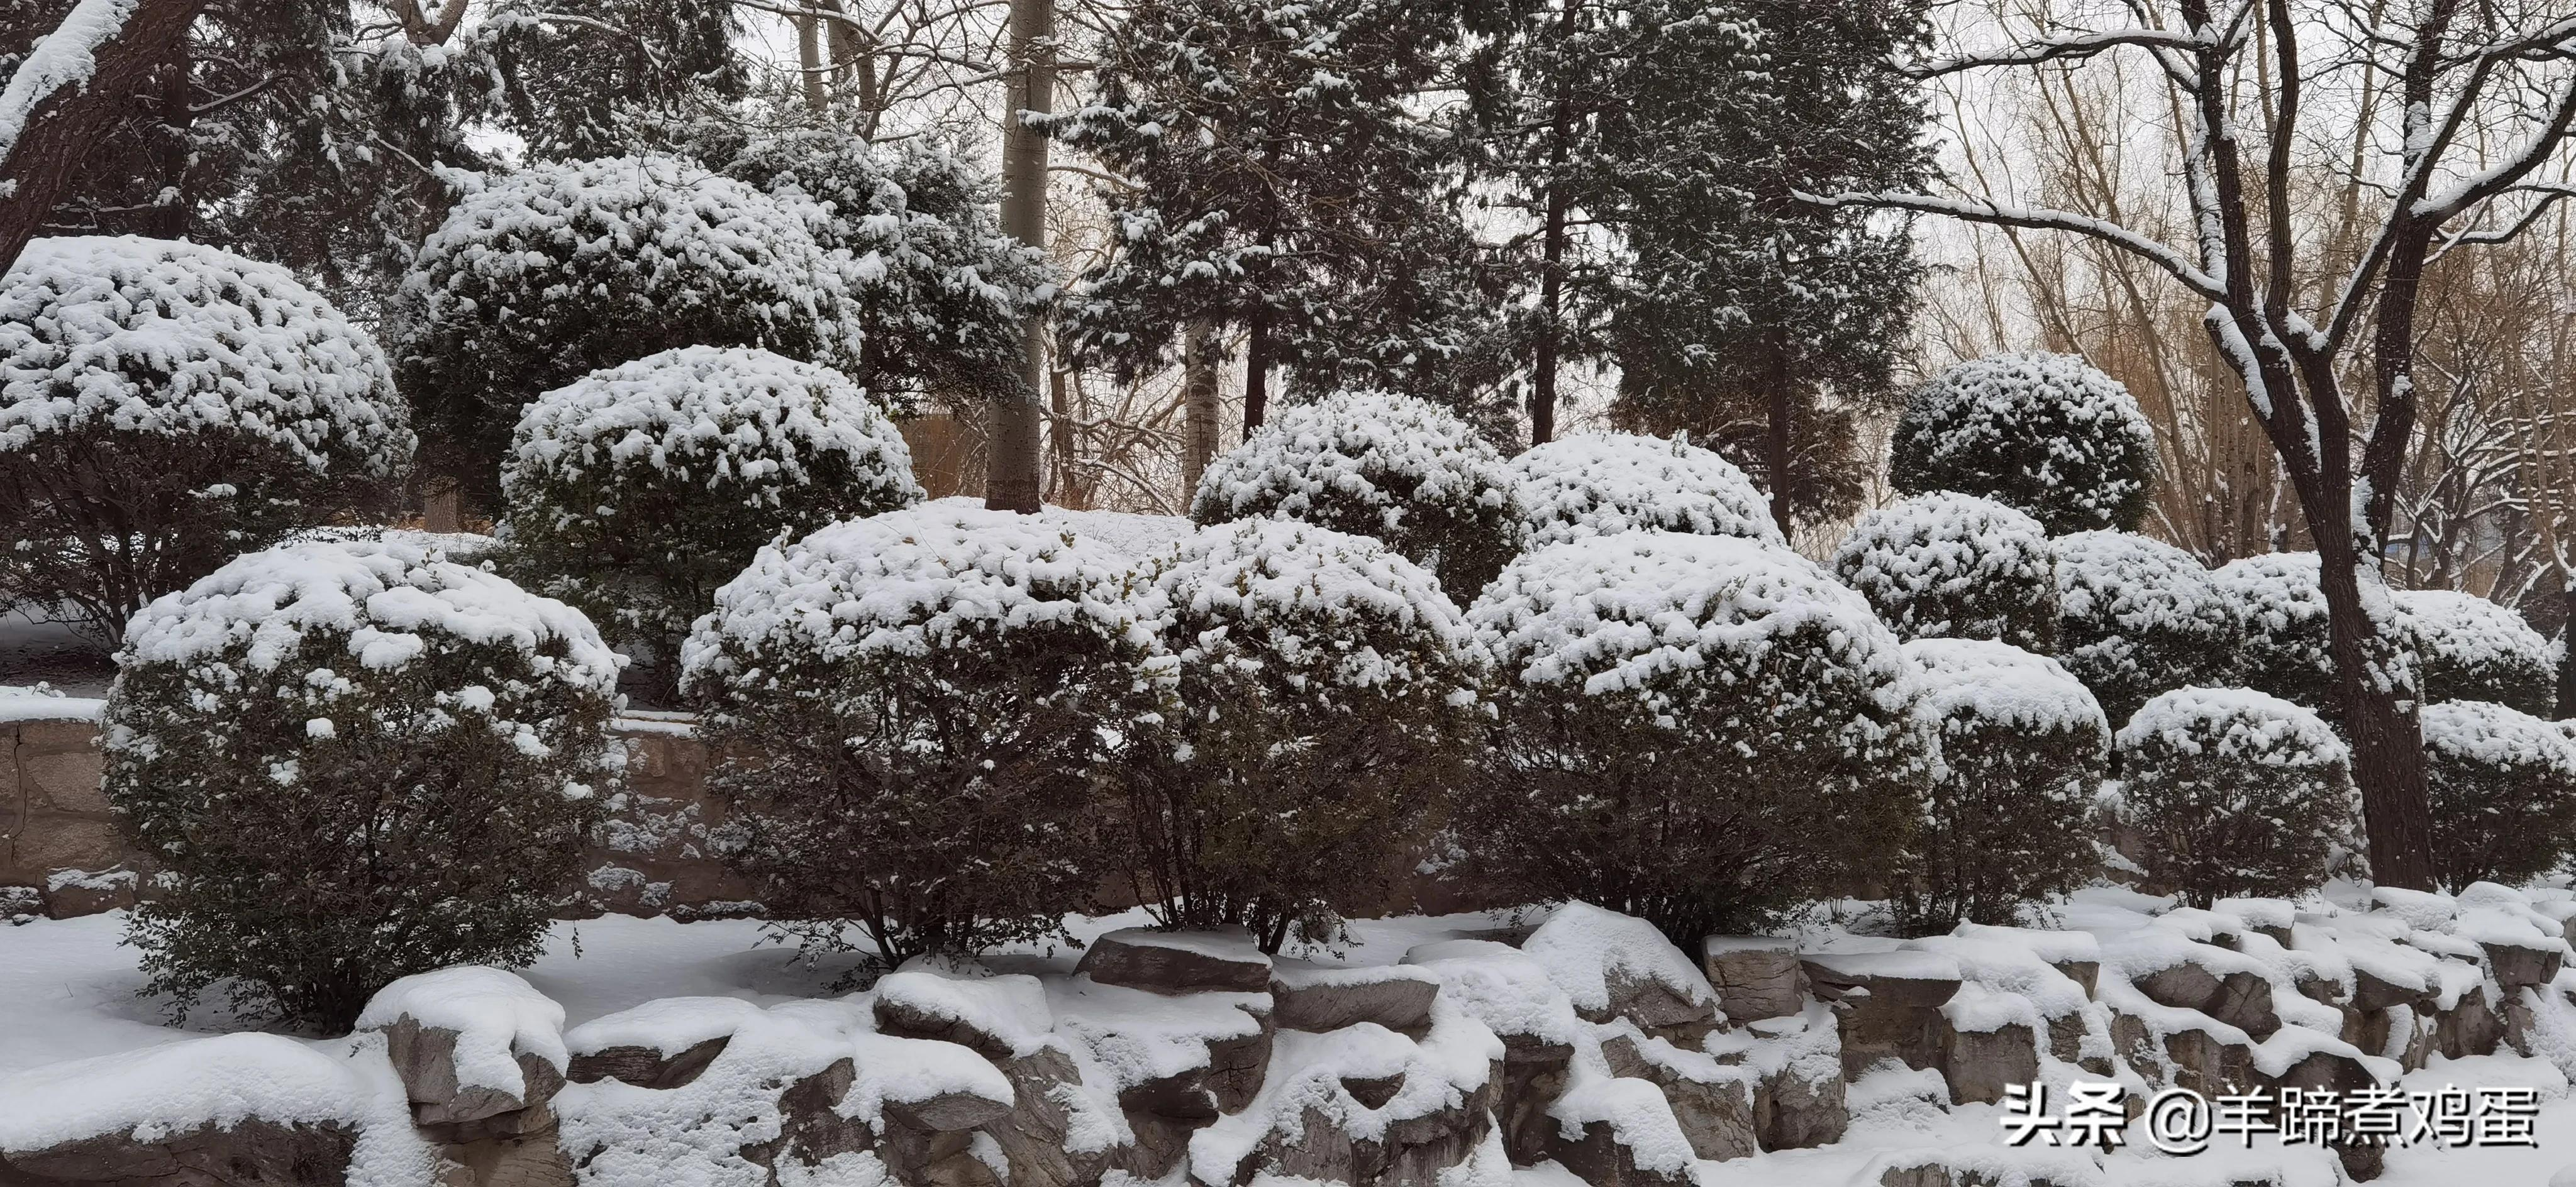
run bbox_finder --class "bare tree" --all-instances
[1818,0,2576,890]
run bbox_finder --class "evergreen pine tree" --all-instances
[1052,0,1508,442]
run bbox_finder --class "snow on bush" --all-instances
[1190,390,1524,602]
[1458,532,1932,943]
[2393,589,2555,717]
[2113,687,2360,908]
[714,127,1048,406]
[2209,552,2336,714]
[396,154,864,495]
[1890,351,2157,534]
[499,346,921,699]
[2418,700,2576,890]
[0,236,413,643]
[2050,530,2239,725]
[1127,519,1485,950]
[1894,638,2110,933]
[103,538,620,1029]
[680,503,1170,968]
[1830,492,2059,653]
[1507,431,1782,549]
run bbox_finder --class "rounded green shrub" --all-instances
[1191,389,1524,603]
[1895,638,2110,933]
[1831,492,2059,653]
[681,504,1169,970]
[499,346,921,700]
[1460,531,1933,944]
[2419,699,2576,890]
[2114,686,2360,908]
[1507,431,1782,548]
[2208,552,2337,715]
[2051,530,2240,725]
[1890,351,2157,534]
[2393,589,2555,717]
[1128,518,1485,950]
[106,538,619,1030]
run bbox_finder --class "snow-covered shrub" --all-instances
[1191,390,1524,602]
[680,504,1169,969]
[2209,552,2338,714]
[2393,589,2555,717]
[1830,492,2059,653]
[2418,700,2576,890]
[396,155,864,497]
[1127,519,1486,950]
[1890,351,2157,534]
[103,539,619,1029]
[499,346,922,698]
[1507,432,1782,549]
[0,236,413,643]
[712,127,1048,405]
[2051,530,2240,724]
[2114,687,2360,908]
[1894,639,2111,933]
[1459,532,1933,944]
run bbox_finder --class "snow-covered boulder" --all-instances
[1191,390,1524,602]
[104,538,621,1029]
[1461,532,1933,945]
[1507,432,1781,549]
[1831,492,2058,653]
[0,235,413,643]
[1896,638,2110,932]
[2394,588,2555,716]
[1131,518,1486,947]
[1890,351,2157,534]
[2112,687,2360,907]
[2419,699,2576,890]
[500,345,921,693]
[0,1034,382,1187]
[682,502,1170,968]
[1520,902,1718,1032]
[397,153,865,487]
[2050,529,2238,724]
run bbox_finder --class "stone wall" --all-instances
[0,702,758,922]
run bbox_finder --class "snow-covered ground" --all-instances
[9,907,2576,1186]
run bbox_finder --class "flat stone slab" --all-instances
[1077,928,1273,995]
[1269,960,1440,1034]
[1798,951,1962,1008]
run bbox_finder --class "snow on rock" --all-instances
[1401,940,1585,1052]
[1044,974,1270,1098]
[0,235,412,473]
[506,345,921,509]
[357,966,569,1099]
[565,996,769,1061]
[1468,531,1913,722]
[0,1032,370,1153]
[874,964,1055,1059]
[116,536,621,692]
[1518,902,1716,1029]
[1902,637,2107,737]
[1506,432,1781,549]
[1829,491,2057,652]
[0,683,97,723]
[1185,998,1504,1185]
[681,501,1167,684]
[838,1032,1014,1129]
[1077,927,1274,995]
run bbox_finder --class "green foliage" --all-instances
[104,541,618,1031]
[2394,589,2556,717]
[2419,700,2576,890]
[2116,687,2358,908]
[1125,520,1485,951]
[682,506,1168,971]
[1191,390,1527,603]
[499,347,922,702]
[1892,639,2109,934]
[2051,530,2241,726]
[1459,532,1932,945]
[1891,352,2158,535]
[1831,492,2060,653]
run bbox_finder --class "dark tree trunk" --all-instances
[1180,319,1219,493]
[1531,170,1566,447]
[1241,307,1271,437]
[2312,507,2438,890]
[1765,331,1792,538]
[985,0,1054,513]
[0,0,209,274]
[2558,581,2576,720]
